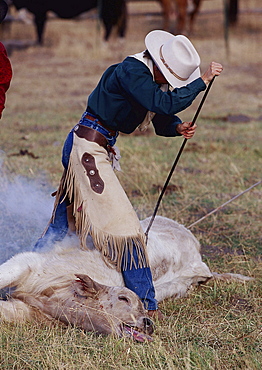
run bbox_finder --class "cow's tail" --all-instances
[211,272,254,282]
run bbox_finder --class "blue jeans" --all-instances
[34,112,158,310]
[122,248,157,310]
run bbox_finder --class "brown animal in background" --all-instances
[158,0,202,34]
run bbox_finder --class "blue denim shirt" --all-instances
[87,57,206,136]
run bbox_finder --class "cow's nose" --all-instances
[143,317,154,335]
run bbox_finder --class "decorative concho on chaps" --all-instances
[54,127,149,272]
[81,152,104,194]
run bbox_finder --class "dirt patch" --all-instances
[201,244,245,259]
[229,295,254,313]
[203,114,255,123]
[8,149,39,159]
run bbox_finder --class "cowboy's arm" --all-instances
[152,114,182,136]
[152,115,197,139]
[119,58,206,115]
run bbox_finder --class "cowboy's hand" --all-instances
[176,122,197,139]
[201,62,223,85]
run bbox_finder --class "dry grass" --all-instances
[0,1,262,368]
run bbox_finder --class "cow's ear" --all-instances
[73,274,105,297]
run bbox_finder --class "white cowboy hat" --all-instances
[145,30,201,88]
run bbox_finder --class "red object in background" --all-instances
[0,42,12,118]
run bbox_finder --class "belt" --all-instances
[74,124,110,152]
[84,113,117,136]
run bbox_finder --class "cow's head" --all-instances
[61,274,154,342]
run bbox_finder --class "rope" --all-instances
[188,180,262,229]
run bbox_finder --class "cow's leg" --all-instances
[159,0,172,31]
[117,5,127,38]
[0,299,32,322]
[228,0,238,24]
[34,12,47,44]
[188,0,202,34]
[103,23,112,41]
[0,253,33,289]
[175,0,187,33]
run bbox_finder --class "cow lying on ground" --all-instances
[0,216,252,341]
[11,0,127,44]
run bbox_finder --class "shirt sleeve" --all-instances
[118,58,206,116]
[152,113,182,137]
[0,43,12,117]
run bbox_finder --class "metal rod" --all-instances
[145,76,216,241]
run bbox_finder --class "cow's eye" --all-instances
[118,295,130,304]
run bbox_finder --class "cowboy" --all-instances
[34,30,223,319]
[0,0,12,118]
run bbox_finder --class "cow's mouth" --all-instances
[121,324,153,342]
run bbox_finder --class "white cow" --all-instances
[0,216,252,340]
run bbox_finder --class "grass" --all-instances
[1,281,261,369]
[0,1,262,368]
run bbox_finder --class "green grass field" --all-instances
[0,1,261,368]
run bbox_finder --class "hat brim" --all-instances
[145,30,200,88]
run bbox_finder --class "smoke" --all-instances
[0,152,55,264]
